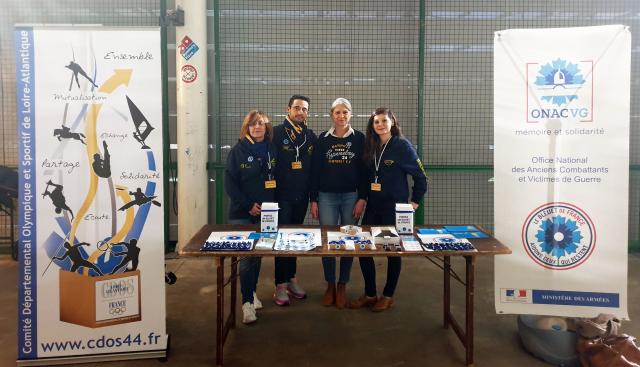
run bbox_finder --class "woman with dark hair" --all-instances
[350,107,427,312]
[225,110,276,324]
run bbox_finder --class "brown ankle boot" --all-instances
[348,295,377,309]
[335,283,347,309]
[322,283,336,306]
[372,296,394,312]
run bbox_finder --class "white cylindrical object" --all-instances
[175,1,208,250]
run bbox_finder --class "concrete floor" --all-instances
[1,254,639,367]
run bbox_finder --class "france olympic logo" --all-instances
[522,202,596,270]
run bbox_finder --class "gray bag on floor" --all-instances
[518,315,581,367]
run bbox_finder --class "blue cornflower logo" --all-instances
[534,59,586,106]
[535,216,583,257]
[438,237,456,243]
[522,203,595,270]
[224,235,245,240]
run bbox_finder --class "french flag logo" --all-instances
[506,289,528,298]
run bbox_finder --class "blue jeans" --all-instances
[274,199,308,284]
[318,191,357,284]
[358,204,401,297]
[229,218,261,304]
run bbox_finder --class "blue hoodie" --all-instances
[225,137,277,220]
[365,136,427,208]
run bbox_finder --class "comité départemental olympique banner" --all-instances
[494,25,630,318]
[16,26,167,362]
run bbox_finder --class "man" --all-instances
[42,180,74,220]
[272,95,317,306]
[65,61,98,89]
[110,238,141,274]
[92,140,111,178]
[53,241,104,276]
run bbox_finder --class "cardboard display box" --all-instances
[59,269,142,328]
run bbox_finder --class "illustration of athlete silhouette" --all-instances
[53,241,104,276]
[53,124,86,145]
[118,187,161,211]
[65,60,98,89]
[92,140,111,178]
[42,180,74,219]
[110,239,141,274]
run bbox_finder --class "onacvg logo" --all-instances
[526,58,593,123]
[521,202,596,270]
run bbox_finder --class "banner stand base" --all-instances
[17,350,167,366]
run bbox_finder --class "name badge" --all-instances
[265,180,277,189]
[371,183,382,191]
[291,161,302,170]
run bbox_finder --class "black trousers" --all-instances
[358,204,401,297]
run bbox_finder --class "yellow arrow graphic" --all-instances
[67,68,135,275]
[69,103,101,248]
[87,186,135,267]
[98,69,133,94]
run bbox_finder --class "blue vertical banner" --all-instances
[15,26,37,360]
[14,26,166,364]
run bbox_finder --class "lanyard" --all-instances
[294,134,307,162]
[286,120,307,162]
[266,151,273,180]
[373,139,390,183]
[287,126,307,162]
[246,134,273,179]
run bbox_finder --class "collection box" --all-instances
[59,269,142,328]
[395,203,414,234]
[261,202,279,232]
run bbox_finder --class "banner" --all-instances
[494,25,630,318]
[16,27,166,362]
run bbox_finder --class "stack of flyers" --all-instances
[443,225,489,239]
[400,235,424,251]
[250,232,277,250]
[274,229,322,251]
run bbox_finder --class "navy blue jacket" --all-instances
[225,138,277,220]
[365,136,427,208]
[309,129,368,202]
[272,119,317,201]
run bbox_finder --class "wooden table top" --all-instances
[178,224,512,258]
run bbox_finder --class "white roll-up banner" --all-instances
[494,25,630,318]
[16,26,167,362]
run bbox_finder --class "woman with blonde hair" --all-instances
[310,98,367,308]
[225,110,276,323]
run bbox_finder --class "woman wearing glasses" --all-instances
[225,110,277,324]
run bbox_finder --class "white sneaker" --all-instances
[274,284,290,306]
[287,279,307,299]
[253,292,263,310]
[242,302,257,324]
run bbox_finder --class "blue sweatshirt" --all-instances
[365,136,427,208]
[225,137,277,220]
[309,128,368,202]
[272,119,317,201]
